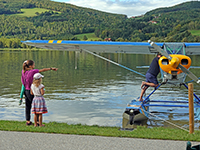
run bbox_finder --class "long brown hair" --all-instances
[23,60,34,73]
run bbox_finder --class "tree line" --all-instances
[0,38,30,48]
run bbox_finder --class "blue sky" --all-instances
[51,0,192,17]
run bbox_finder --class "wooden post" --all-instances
[188,83,194,134]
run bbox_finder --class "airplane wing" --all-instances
[185,43,200,55]
[21,40,163,54]
[21,40,200,55]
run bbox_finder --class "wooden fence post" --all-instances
[188,83,194,134]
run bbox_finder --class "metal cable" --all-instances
[142,109,189,132]
[82,49,146,77]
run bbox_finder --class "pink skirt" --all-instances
[31,96,48,114]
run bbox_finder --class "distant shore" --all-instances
[0,48,48,51]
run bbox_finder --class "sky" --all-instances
[52,0,192,17]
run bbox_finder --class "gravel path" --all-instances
[0,131,199,150]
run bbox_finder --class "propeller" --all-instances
[148,40,200,84]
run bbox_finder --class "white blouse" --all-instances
[31,84,44,96]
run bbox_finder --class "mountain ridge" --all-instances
[145,1,200,15]
[0,0,199,46]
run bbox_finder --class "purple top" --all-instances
[21,69,39,90]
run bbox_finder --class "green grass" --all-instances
[190,30,200,36]
[1,120,200,141]
[11,8,60,17]
[75,33,102,41]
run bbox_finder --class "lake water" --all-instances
[0,50,200,129]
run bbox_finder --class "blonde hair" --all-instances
[32,78,42,87]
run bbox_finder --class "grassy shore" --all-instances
[0,120,200,141]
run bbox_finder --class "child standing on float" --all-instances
[31,73,47,127]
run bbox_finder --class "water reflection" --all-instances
[0,50,200,129]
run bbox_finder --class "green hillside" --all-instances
[0,0,200,49]
[146,1,200,15]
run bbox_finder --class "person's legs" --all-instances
[34,114,37,127]
[139,81,159,101]
[37,114,39,125]
[24,90,34,124]
[38,114,43,127]
[142,81,158,88]
[139,85,148,101]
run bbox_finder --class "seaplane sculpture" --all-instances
[22,39,200,129]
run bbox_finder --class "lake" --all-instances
[0,50,200,129]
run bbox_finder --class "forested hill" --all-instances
[0,0,126,40]
[0,0,200,48]
[146,1,200,15]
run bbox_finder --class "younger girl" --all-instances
[31,73,48,127]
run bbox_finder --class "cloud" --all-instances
[53,0,192,17]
